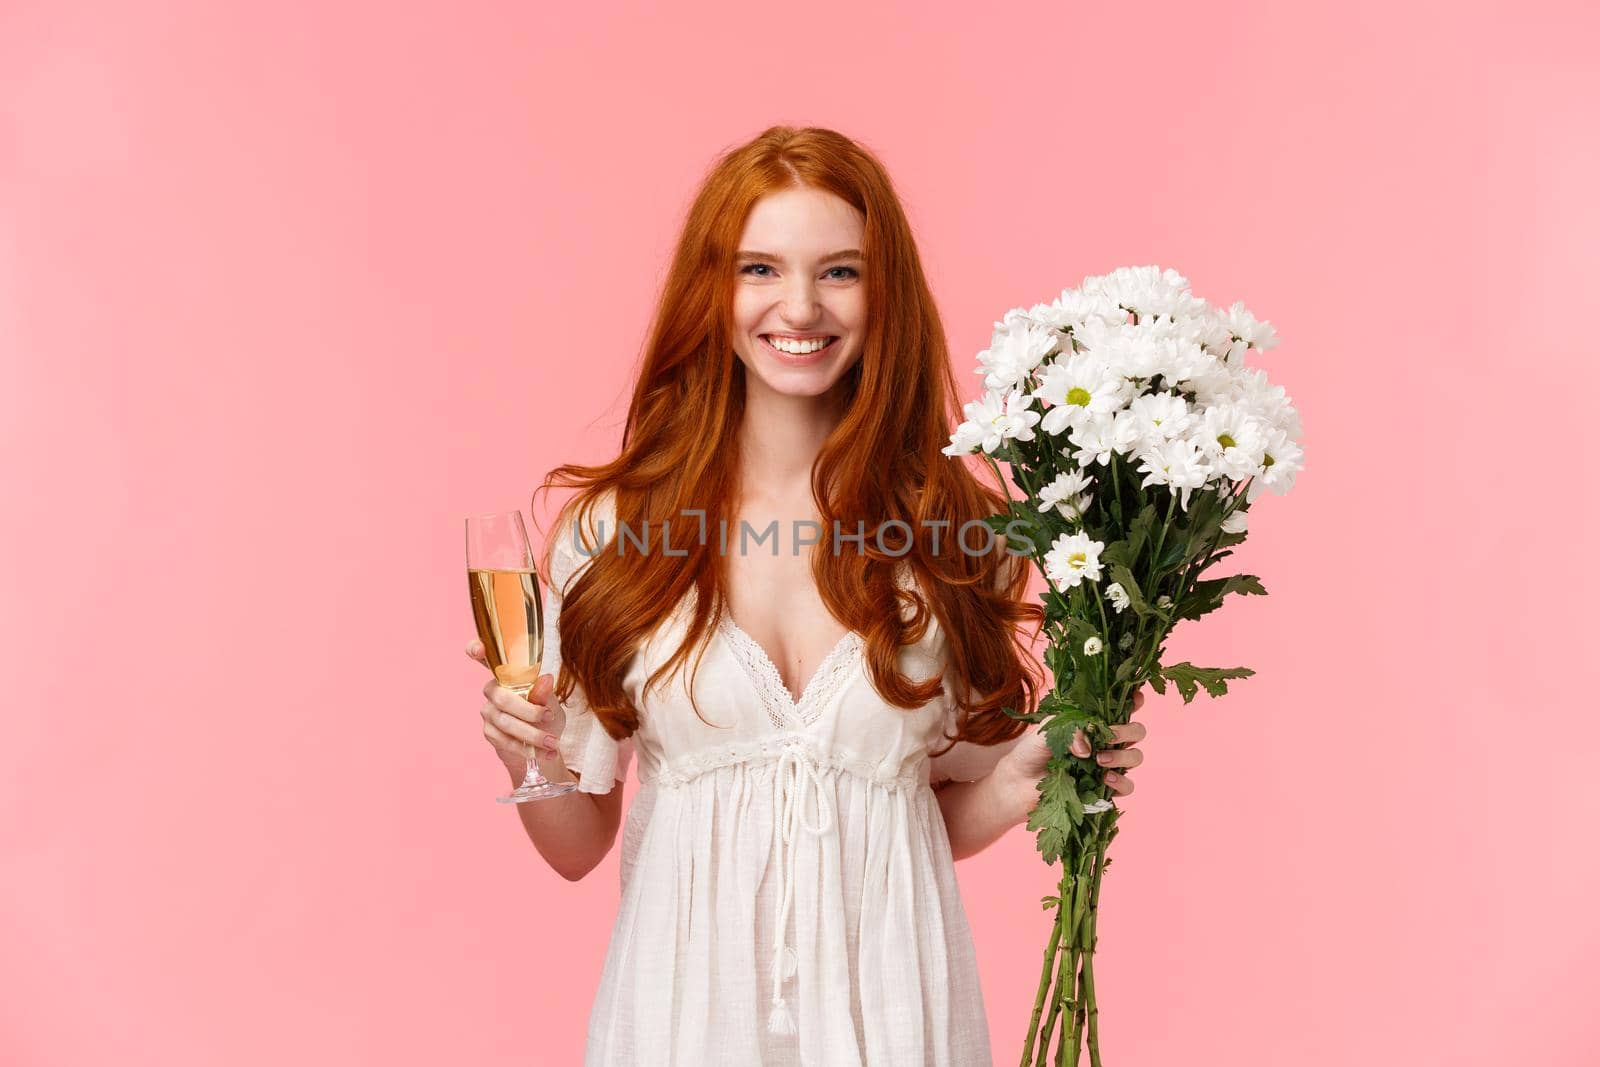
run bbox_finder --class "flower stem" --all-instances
[1090,580,1112,693]
[1036,927,1069,1066]
[1108,452,1125,529]
[1051,934,1079,1067]
[1021,893,1067,1066]
[1061,852,1095,1066]
[1148,491,1177,579]
[1037,865,1082,1067]
[1083,817,1115,1065]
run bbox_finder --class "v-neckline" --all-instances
[718,613,863,727]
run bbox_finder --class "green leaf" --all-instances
[1126,504,1158,566]
[1061,776,1086,823]
[1066,665,1102,719]
[1026,762,1084,865]
[1155,534,1193,573]
[1099,539,1132,569]
[1000,702,1047,725]
[1041,714,1092,760]
[991,499,1055,558]
[1174,574,1267,622]
[1159,661,1256,702]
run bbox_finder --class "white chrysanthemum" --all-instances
[1037,468,1095,520]
[1043,530,1105,588]
[941,418,988,457]
[1082,798,1114,814]
[1220,300,1279,352]
[943,387,1042,456]
[975,316,1061,391]
[1228,366,1303,443]
[1082,265,1207,319]
[1030,352,1130,435]
[1220,509,1248,535]
[996,306,1033,330]
[1196,406,1268,481]
[1067,411,1122,468]
[1135,436,1212,511]
[1155,595,1174,610]
[1034,287,1126,332]
[1105,581,1130,614]
[1245,425,1305,502]
[1126,392,1197,443]
[1083,636,1104,656]
[1143,337,1217,391]
[1183,356,1239,407]
[1072,321,1166,382]
[966,388,1041,454]
[1108,408,1150,455]
[1051,492,1090,522]
[1191,312,1244,360]
[952,269,1300,515]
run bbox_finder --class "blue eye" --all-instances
[739,263,860,279]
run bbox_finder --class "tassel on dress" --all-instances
[767,994,796,1035]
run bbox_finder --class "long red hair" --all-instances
[533,125,1044,756]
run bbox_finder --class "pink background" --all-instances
[4,1,1597,1063]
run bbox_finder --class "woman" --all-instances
[469,126,1146,1065]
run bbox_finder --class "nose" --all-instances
[779,277,821,325]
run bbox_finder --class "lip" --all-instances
[760,333,840,366]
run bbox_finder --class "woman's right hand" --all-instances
[468,639,568,779]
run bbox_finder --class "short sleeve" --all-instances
[927,681,1024,787]
[543,501,634,795]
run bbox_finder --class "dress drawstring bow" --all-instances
[767,741,835,1035]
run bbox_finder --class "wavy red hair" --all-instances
[533,125,1044,757]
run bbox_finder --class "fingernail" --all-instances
[1096,752,1113,765]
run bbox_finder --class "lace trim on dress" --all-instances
[717,614,865,730]
[638,733,928,790]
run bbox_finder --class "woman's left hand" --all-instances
[996,689,1147,817]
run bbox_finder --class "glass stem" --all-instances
[521,742,549,787]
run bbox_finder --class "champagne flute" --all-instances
[466,510,578,802]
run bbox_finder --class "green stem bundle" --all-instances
[1019,809,1120,1066]
[972,426,1259,1064]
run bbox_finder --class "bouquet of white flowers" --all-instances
[944,266,1304,1065]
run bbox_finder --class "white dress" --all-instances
[544,493,1019,1066]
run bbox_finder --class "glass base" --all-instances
[496,778,579,803]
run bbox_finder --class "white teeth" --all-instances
[765,335,835,355]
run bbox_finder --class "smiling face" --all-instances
[730,186,867,404]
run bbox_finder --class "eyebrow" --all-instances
[735,249,864,264]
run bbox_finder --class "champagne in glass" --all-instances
[466,510,578,802]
